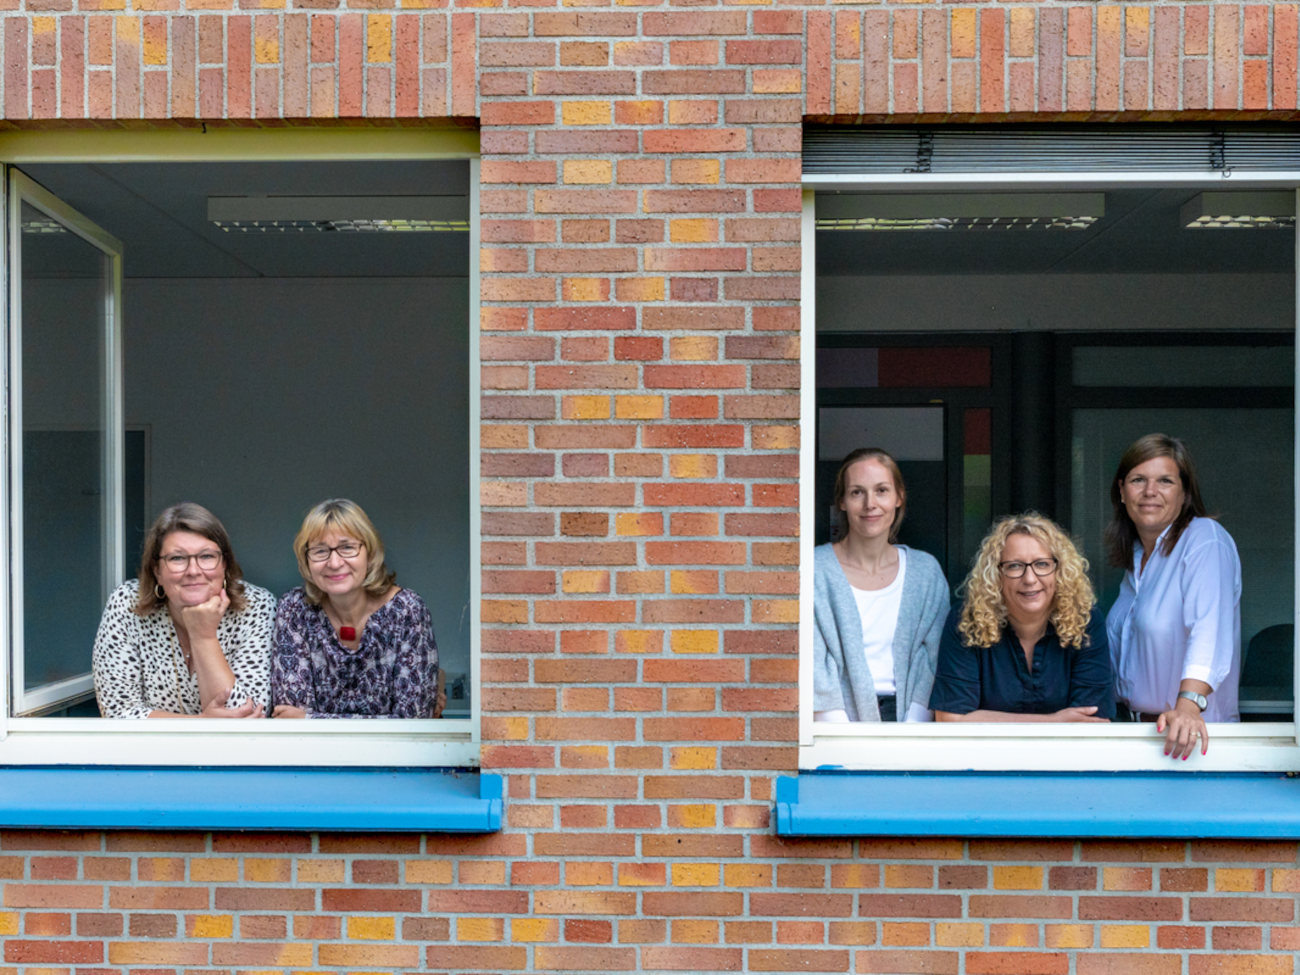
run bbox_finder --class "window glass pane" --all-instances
[20,201,113,699]
[1074,345,1292,387]
[1071,408,1294,717]
[962,407,992,574]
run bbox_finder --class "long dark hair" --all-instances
[135,502,247,615]
[832,447,907,543]
[1104,433,1210,569]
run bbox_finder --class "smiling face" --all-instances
[305,530,370,602]
[999,532,1058,628]
[1120,455,1187,545]
[156,530,226,608]
[838,457,902,543]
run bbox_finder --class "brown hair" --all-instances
[1104,433,1210,569]
[832,447,907,543]
[293,498,397,605]
[958,513,1095,651]
[134,502,247,615]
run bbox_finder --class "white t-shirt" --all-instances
[850,547,907,695]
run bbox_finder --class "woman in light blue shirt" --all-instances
[1105,434,1242,760]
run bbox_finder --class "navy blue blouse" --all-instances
[928,605,1115,718]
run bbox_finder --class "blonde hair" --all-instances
[957,512,1095,650]
[293,498,397,605]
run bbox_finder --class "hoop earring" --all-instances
[154,584,166,600]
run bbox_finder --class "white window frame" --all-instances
[799,170,1300,772]
[0,129,482,767]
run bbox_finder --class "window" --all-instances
[799,127,1300,772]
[0,129,480,767]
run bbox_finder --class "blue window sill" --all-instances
[776,771,1300,838]
[0,767,502,832]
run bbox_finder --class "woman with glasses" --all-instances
[930,513,1114,722]
[271,498,440,718]
[814,447,951,723]
[1105,434,1241,760]
[93,502,275,718]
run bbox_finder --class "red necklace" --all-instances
[339,626,357,641]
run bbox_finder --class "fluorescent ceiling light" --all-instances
[22,217,67,234]
[1180,191,1296,229]
[208,195,469,233]
[816,192,1105,230]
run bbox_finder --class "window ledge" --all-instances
[0,767,502,832]
[775,771,1300,838]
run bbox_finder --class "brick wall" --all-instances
[4,2,1300,973]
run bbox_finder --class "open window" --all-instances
[0,130,480,767]
[799,127,1300,772]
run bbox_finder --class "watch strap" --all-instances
[1177,690,1208,712]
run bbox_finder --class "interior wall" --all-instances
[123,276,472,699]
[816,272,1293,331]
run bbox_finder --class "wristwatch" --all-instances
[1177,690,1208,712]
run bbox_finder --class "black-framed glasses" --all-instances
[998,558,1058,579]
[159,551,222,573]
[306,541,365,563]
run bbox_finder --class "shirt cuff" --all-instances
[1181,663,1214,687]
[815,708,851,723]
[904,702,933,722]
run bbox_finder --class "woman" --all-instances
[93,502,274,719]
[813,448,950,722]
[272,498,439,718]
[1105,433,1242,760]
[930,513,1114,722]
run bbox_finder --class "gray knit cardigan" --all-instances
[813,542,951,722]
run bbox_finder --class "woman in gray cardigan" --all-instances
[814,448,951,722]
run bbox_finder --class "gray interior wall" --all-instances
[817,273,1293,331]
[123,276,471,694]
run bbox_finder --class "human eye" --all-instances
[1127,475,1146,488]
[162,555,186,570]
[1032,560,1055,574]
[1158,477,1178,488]
[338,542,361,557]
[306,546,330,561]
[1003,561,1026,575]
[196,552,221,570]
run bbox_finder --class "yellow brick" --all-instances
[32,15,54,35]
[297,859,346,884]
[991,922,1037,947]
[458,917,505,941]
[348,916,396,941]
[244,858,290,883]
[673,919,720,943]
[562,277,607,301]
[672,804,716,828]
[669,454,716,479]
[616,513,662,536]
[615,98,660,124]
[882,922,929,946]
[1100,924,1149,949]
[951,7,976,56]
[255,32,279,64]
[993,866,1043,890]
[670,630,718,654]
[1216,868,1264,892]
[754,425,798,449]
[670,218,718,243]
[616,277,665,302]
[1045,924,1094,949]
[1125,6,1149,49]
[670,335,718,361]
[512,917,559,942]
[115,15,138,42]
[487,716,531,742]
[670,570,716,594]
[753,599,798,624]
[561,101,612,125]
[753,69,801,94]
[936,922,983,947]
[724,863,773,887]
[616,629,658,653]
[366,14,392,62]
[563,570,610,594]
[1273,868,1300,892]
[0,912,16,935]
[190,858,239,883]
[562,395,610,421]
[564,159,613,184]
[187,914,233,938]
[482,424,528,449]
[670,746,717,770]
[614,395,663,419]
[670,159,720,184]
[672,862,720,886]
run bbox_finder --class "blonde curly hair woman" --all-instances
[929,513,1115,723]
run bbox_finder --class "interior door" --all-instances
[8,168,124,716]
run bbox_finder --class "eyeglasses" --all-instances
[306,541,365,563]
[998,558,1058,579]
[159,551,222,573]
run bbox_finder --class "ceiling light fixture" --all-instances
[816,192,1105,230]
[208,196,469,233]
[1180,191,1296,229]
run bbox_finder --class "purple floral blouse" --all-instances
[271,587,438,718]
